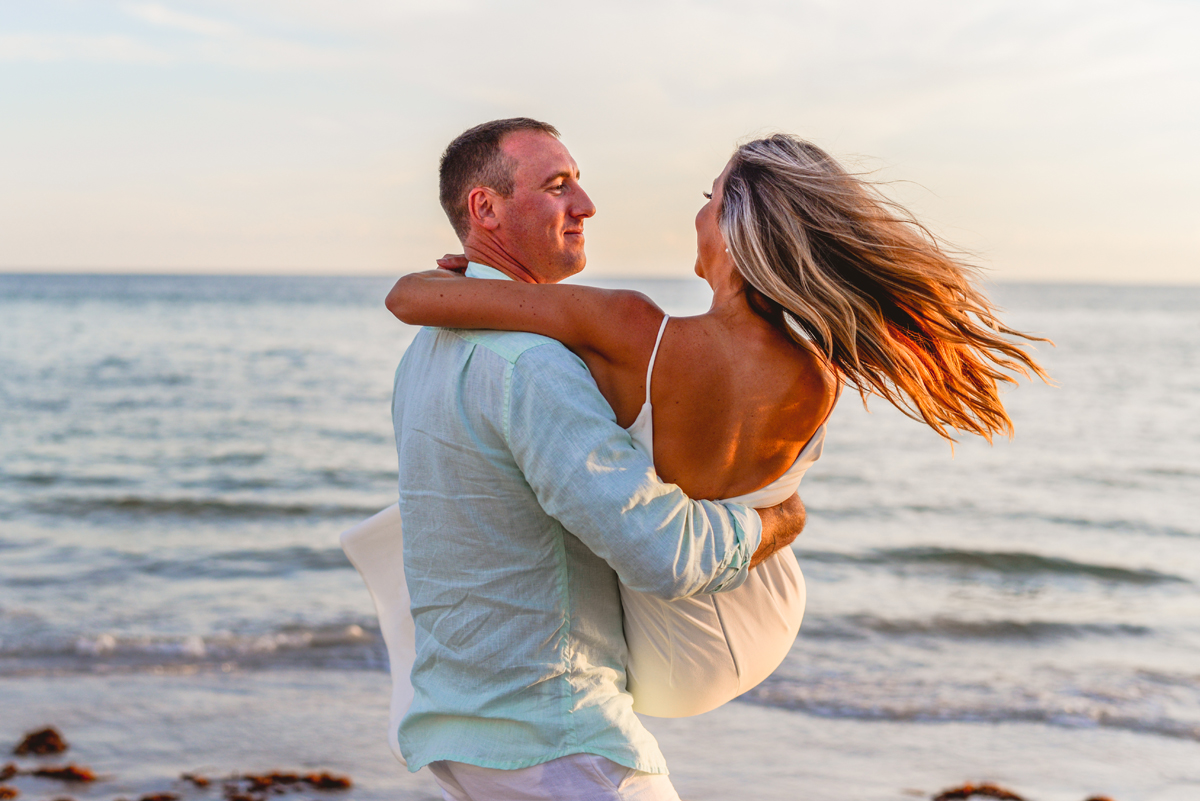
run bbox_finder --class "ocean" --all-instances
[1,274,1198,800]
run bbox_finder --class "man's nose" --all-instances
[572,187,596,219]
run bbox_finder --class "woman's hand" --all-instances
[436,254,470,273]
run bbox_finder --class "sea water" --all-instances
[1,274,1198,800]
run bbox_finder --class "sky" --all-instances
[1,0,1197,283]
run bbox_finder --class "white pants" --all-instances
[428,754,681,801]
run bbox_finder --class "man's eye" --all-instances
[702,191,712,200]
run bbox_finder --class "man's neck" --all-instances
[463,241,540,284]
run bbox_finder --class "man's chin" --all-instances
[560,260,586,280]
[559,248,587,277]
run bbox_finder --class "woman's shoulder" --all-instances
[560,285,665,357]
[578,286,663,327]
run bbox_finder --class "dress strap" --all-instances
[644,315,670,405]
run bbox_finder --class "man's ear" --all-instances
[467,187,501,231]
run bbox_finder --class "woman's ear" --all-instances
[467,187,501,231]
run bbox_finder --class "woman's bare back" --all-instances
[598,310,837,502]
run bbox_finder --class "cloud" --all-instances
[123,2,241,38]
[0,1,372,70]
[0,32,169,64]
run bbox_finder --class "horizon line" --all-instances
[1,269,1198,289]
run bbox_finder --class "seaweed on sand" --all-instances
[12,729,68,757]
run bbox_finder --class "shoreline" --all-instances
[5,670,1194,801]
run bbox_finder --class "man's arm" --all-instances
[506,343,771,600]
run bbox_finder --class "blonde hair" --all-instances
[720,134,1048,441]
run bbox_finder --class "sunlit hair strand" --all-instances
[720,134,1049,441]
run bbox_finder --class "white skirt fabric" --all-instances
[339,502,805,764]
[340,504,413,765]
[620,546,804,718]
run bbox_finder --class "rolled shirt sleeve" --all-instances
[505,341,761,600]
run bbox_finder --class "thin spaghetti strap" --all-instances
[644,315,670,405]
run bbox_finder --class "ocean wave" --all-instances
[29,495,385,520]
[6,629,1198,747]
[999,510,1200,540]
[6,544,356,586]
[2,472,131,488]
[805,472,870,486]
[317,468,401,488]
[802,614,1152,641]
[314,429,392,445]
[153,544,353,577]
[1135,668,1200,688]
[813,504,1200,539]
[0,624,387,677]
[742,679,1200,743]
[1141,465,1200,480]
[795,546,1187,585]
[87,357,193,388]
[206,451,269,466]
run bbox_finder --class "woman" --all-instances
[386,134,1047,717]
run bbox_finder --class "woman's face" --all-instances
[694,161,734,284]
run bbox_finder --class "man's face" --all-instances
[494,131,596,283]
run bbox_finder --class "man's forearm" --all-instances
[751,495,806,568]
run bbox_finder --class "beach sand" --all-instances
[4,670,1197,801]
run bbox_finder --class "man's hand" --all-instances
[751,494,806,568]
[436,254,470,272]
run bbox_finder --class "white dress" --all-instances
[619,315,820,717]
[339,316,824,764]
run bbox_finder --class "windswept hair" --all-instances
[439,117,560,241]
[720,134,1048,441]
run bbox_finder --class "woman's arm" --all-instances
[386,270,664,367]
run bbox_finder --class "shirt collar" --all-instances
[465,262,513,281]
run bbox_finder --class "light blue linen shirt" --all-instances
[391,262,762,774]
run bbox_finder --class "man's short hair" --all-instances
[439,117,561,241]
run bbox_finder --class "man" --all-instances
[390,118,804,800]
